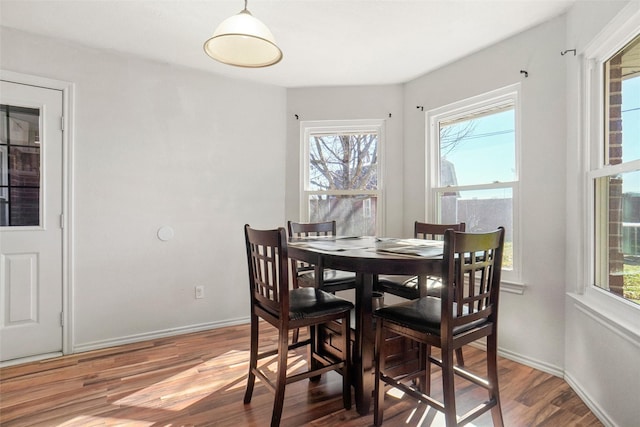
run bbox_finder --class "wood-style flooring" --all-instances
[0,323,602,426]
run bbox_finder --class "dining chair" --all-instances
[288,220,357,293]
[243,225,353,427]
[288,221,358,344]
[377,221,466,365]
[373,227,505,427]
[376,221,466,300]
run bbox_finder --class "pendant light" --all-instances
[203,0,283,68]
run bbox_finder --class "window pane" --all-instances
[595,171,640,305]
[9,187,40,226]
[598,32,640,306]
[0,104,41,227]
[438,187,513,269]
[605,33,640,165]
[308,194,377,236]
[439,109,515,186]
[308,133,378,191]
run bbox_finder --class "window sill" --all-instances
[567,291,640,346]
[501,280,526,295]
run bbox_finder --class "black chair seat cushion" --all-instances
[297,269,356,288]
[373,296,486,336]
[289,287,354,320]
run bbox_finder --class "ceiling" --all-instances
[0,0,577,88]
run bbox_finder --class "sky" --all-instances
[441,109,515,197]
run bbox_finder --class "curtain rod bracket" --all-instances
[520,70,528,78]
[561,49,576,56]
[294,114,299,120]
[416,106,424,111]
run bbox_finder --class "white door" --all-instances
[0,81,64,362]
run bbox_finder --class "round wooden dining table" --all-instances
[287,236,444,415]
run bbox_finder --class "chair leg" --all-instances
[270,327,290,427]
[373,319,386,427]
[243,314,258,404]
[309,325,321,382]
[441,346,458,427]
[292,328,299,344]
[341,313,352,410]
[486,333,504,427]
[417,343,431,394]
[455,347,465,367]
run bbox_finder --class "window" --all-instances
[592,32,640,306]
[0,104,41,227]
[427,86,520,279]
[300,120,384,236]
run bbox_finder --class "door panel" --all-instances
[0,81,64,362]
[5,253,39,323]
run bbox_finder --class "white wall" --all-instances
[563,2,640,427]
[285,86,404,237]
[403,16,569,372]
[0,27,287,351]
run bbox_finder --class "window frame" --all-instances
[299,119,385,236]
[426,84,522,283]
[583,3,640,309]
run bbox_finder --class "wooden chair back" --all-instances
[414,221,466,240]
[442,227,505,338]
[376,221,468,301]
[288,220,336,238]
[287,220,337,285]
[244,225,289,320]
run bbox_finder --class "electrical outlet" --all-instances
[195,285,204,299]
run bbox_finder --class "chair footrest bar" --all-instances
[380,373,445,413]
[255,337,311,361]
[311,352,339,366]
[458,399,497,425]
[288,339,312,351]
[387,369,427,385]
[257,348,279,359]
[252,368,276,394]
[286,361,345,385]
[428,355,491,389]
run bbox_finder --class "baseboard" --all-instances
[467,341,564,378]
[467,342,612,426]
[564,371,615,427]
[73,317,250,354]
[0,352,64,368]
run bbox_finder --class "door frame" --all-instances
[0,70,75,360]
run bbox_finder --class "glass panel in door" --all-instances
[0,104,41,227]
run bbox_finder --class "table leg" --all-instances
[354,272,374,415]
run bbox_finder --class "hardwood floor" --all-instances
[0,323,602,427]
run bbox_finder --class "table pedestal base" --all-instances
[316,319,423,414]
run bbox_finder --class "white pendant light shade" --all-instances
[204,5,282,68]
